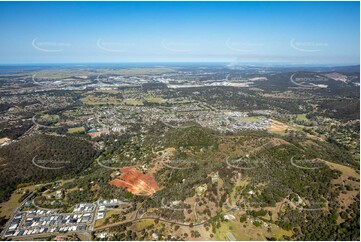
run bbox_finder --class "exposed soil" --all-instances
[109,166,159,196]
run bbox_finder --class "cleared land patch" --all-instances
[109,166,159,196]
[267,119,293,135]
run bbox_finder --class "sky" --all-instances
[0,1,359,65]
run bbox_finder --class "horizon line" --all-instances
[0,62,359,67]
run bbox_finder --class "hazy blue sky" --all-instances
[0,1,359,65]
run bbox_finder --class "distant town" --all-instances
[0,64,359,241]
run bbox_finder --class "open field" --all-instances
[325,161,359,179]
[80,95,123,105]
[261,91,306,100]
[0,192,23,218]
[325,161,360,205]
[67,127,85,133]
[0,138,10,145]
[0,184,38,218]
[144,97,166,104]
[122,99,144,106]
[267,119,293,135]
[94,210,122,228]
[296,114,308,121]
[215,219,292,241]
[0,178,77,219]
[131,219,154,231]
[41,114,60,122]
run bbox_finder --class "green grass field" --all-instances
[0,184,39,218]
[80,95,123,105]
[144,97,166,104]
[296,114,308,121]
[67,127,85,133]
[41,114,60,122]
[94,210,122,228]
[215,219,292,241]
[122,99,144,106]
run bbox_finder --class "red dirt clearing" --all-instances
[109,166,159,196]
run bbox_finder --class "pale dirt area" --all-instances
[267,119,293,133]
[0,137,10,145]
[325,160,360,209]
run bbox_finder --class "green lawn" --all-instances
[296,114,308,121]
[67,127,85,133]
